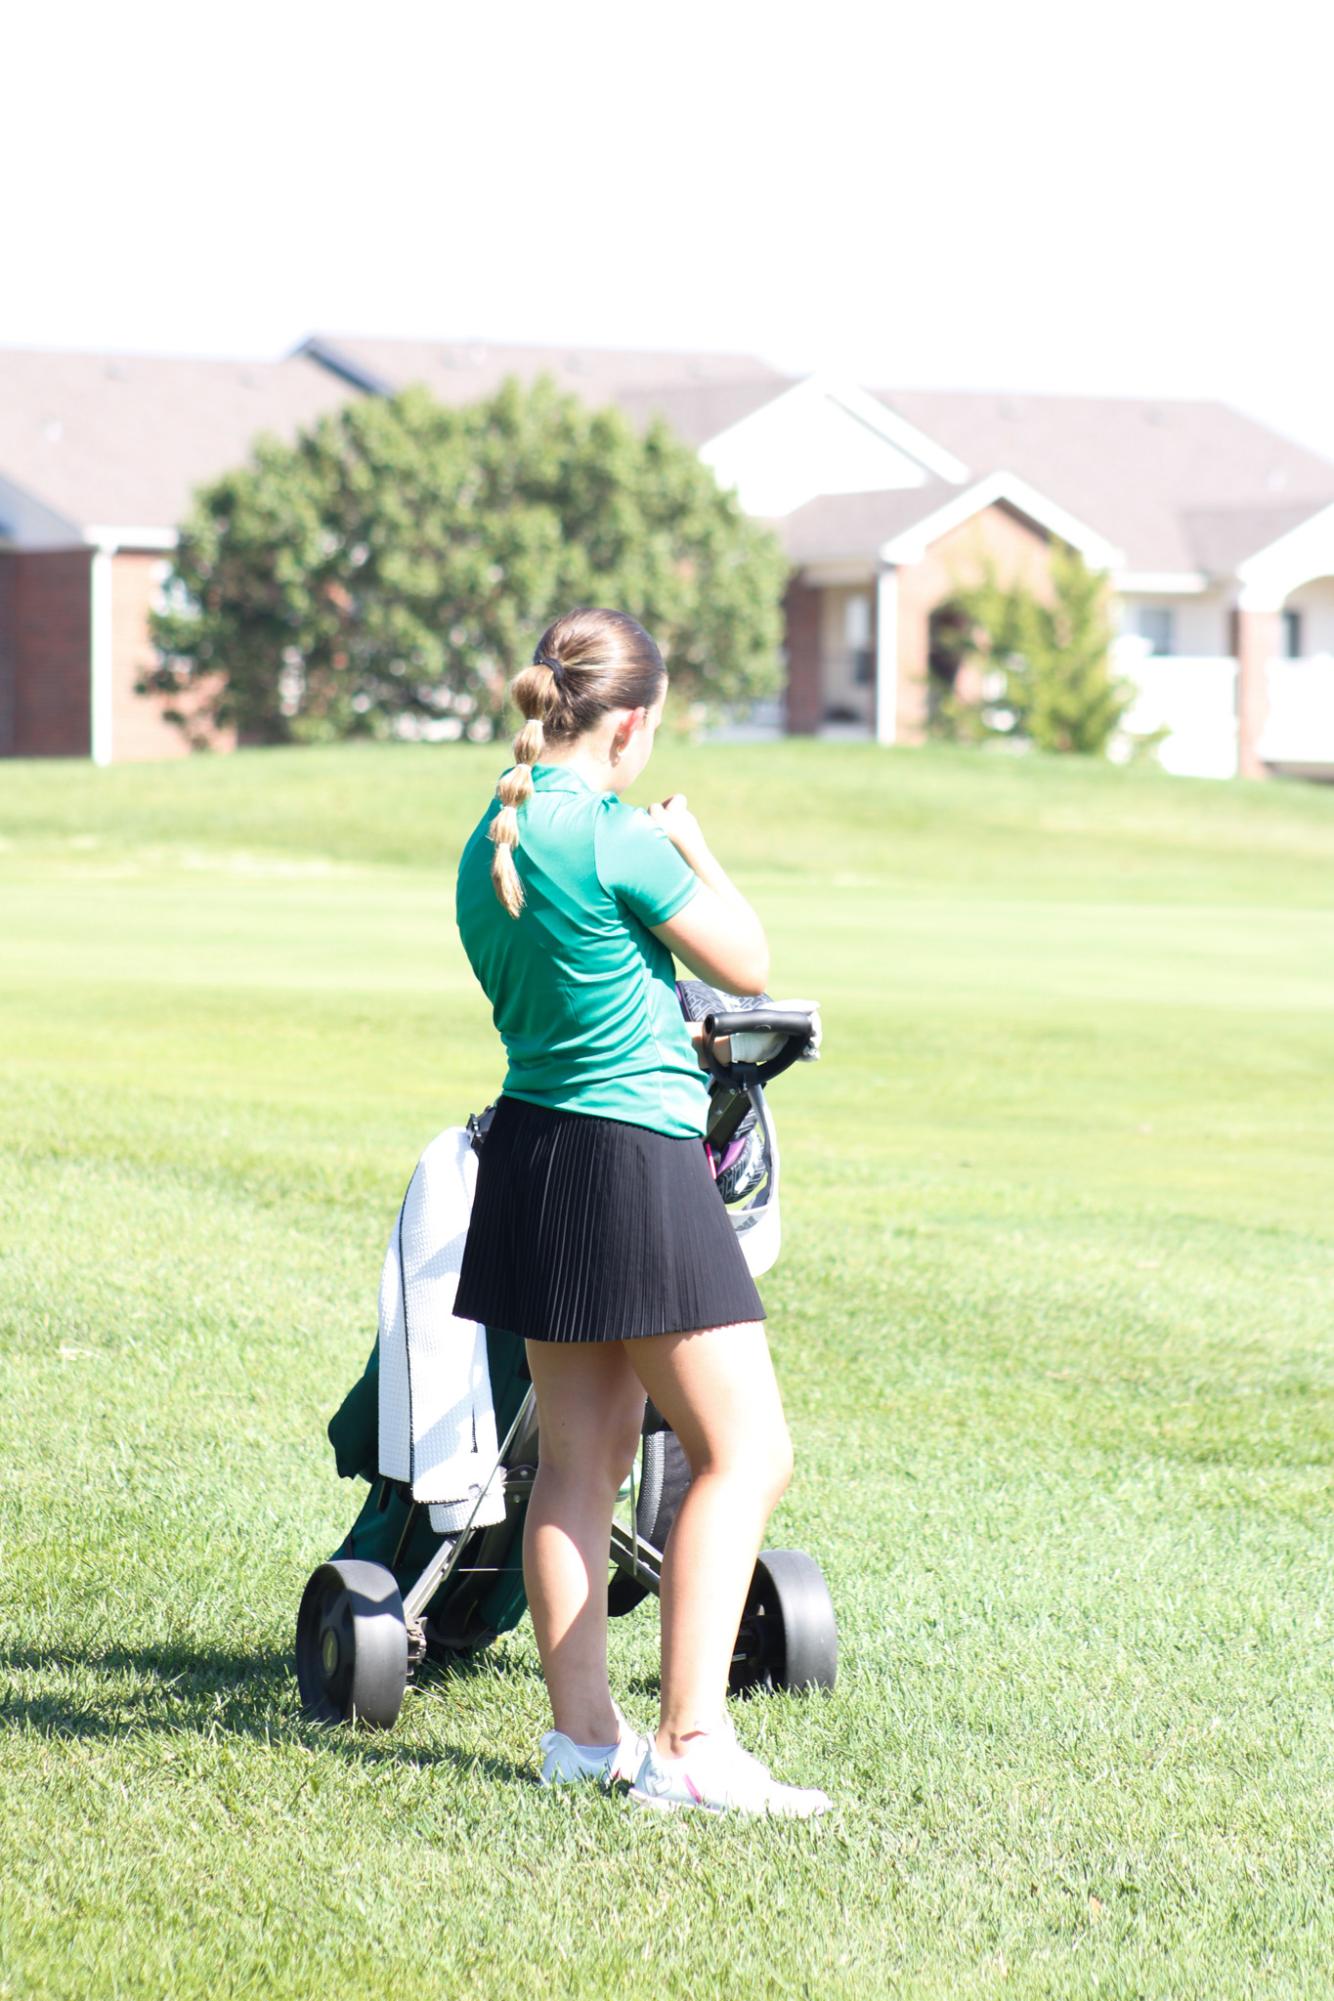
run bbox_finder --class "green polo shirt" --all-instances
[455,764,709,1138]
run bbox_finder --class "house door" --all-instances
[820,588,875,733]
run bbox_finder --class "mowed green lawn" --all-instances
[1,741,1331,2001]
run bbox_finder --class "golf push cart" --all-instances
[296,990,837,1729]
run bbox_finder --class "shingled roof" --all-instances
[0,336,786,539]
[871,389,1334,574]
[1178,501,1334,575]
[773,483,960,564]
[298,333,787,413]
[7,337,1333,580]
[0,347,356,536]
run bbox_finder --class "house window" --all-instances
[1137,606,1175,656]
[1283,609,1303,658]
[844,592,873,687]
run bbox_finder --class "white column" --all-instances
[89,542,115,766]
[874,563,898,744]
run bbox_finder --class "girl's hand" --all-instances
[686,1019,731,1069]
[648,794,709,870]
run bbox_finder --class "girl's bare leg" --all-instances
[627,1322,792,1757]
[522,1338,646,1746]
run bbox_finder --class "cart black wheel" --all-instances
[608,1430,692,1617]
[296,1558,409,1727]
[729,1549,838,1696]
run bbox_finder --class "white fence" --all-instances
[1256,656,1334,768]
[1115,644,1240,779]
[1116,642,1334,779]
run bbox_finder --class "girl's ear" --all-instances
[611,707,643,756]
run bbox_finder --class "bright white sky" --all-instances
[6,0,1334,457]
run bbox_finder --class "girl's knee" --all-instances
[539,1398,644,1496]
[692,1420,793,1508]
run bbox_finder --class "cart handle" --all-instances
[701,1008,818,1086]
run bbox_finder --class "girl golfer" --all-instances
[453,606,829,1817]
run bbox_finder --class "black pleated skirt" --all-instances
[454,1095,766,1344]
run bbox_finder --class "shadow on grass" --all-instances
[0,1640,535,1785]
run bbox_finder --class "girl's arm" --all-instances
[648,796,770,996]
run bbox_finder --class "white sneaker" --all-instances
[627,1722,832,1818]
[539,1713,650,1789]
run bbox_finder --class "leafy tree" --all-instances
[944,543,1134,755]
[147,378,789,745]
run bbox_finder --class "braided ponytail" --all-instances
[488,609,666,918]
[489,685,555,918]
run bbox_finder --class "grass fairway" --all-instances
[2,740,1331,2001]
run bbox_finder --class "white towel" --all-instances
[377,1128,506,1532]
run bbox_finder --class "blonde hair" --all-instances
[490,607,666,917]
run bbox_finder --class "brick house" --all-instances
[0,350,359,761]
[4,336,1334,777]
[625,368,1334,779]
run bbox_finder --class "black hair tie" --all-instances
[535,652,565,684]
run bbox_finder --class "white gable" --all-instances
[700,376,968,519]
[1238,500,1334,610]
[878,469,1124,571]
